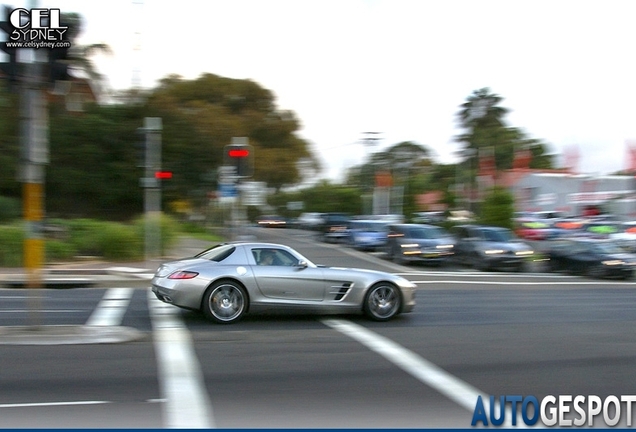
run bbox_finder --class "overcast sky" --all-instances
[12,0,636,181]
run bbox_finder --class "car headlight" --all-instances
[401,243,420,249]
[515,250,534,256]
[484,249,504,255]
[436,244,453,249]
[602,260,624,266]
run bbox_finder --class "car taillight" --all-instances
[168,271,199,280]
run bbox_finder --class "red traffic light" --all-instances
[155,171,173,179]
[228,149,250,158]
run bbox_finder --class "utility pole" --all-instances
[140,117,163,267]
[15,5,48,327]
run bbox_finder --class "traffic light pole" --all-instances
[19,42,48,327]
[142,117,163,267]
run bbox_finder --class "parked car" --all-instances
[451,225,533,271]
[544,237,636,279]
[296,212,324,230]
[514,218,567,241]
[514,219,552,241]
[256,215,287,228]
[611,222,636,253]
[581,220,621,238]
[385,224,455,265]
[347,220,389,251]
[318,213,351,243]
[152,241,417,323]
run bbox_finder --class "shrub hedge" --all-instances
[0,214,184,267]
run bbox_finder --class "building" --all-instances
[508,171,635,220]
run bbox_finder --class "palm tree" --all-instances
[61,12,112,101]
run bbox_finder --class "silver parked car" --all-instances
[452,225,534,271]
[385,224,455,265]
[152,242,417,324]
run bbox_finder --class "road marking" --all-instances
[147,288,215,428]
[409,279,635,286]
[0,399,164,409]
[0,400,111,408]
[85,287,134,327]
[0,310,82,313]
[322,318,520,428]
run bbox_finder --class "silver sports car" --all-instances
[151,241,417,324]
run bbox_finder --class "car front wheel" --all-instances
[203,280,247,324]
[363,283,402,321]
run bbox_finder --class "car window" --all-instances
[194,244,236,262]
[410,226,444,239]
[482,228,512,242]
[252,248,298,266]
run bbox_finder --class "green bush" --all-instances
[0,196,21,223]
[98,222,143,260]
[65,218,107,257]
[0,214,186,266]
[46,240,77,262]
[478,186,514,229]
[0,223,23,266]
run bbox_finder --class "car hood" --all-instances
[604,253,636,263]
[408,236,455,245]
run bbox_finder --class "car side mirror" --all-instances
[296,260,308,269]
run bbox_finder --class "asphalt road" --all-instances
[1,227,636,428]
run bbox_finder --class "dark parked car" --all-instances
[347,220,389,251]
[385,224,455,265]
[451,225,533,271]
[545,238,636,279]
[318,213,351,243]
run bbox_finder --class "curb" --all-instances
[0,325,147,345]
[0,265,155,289]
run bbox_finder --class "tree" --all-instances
[61,12,112,100]
[478,186,515,229]
[146,73,321,192]
[455,87,554,176]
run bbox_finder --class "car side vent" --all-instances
[330,282,352,301]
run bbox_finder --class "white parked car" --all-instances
[296,212,324,230]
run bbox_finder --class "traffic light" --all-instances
[0,6,18,91]
[224,142,254,178]
[154,171,173,180]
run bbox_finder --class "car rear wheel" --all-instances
[363,283,402,321]
[203,280,247,324]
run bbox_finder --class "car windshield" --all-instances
[410,226,446,239]
[482,228,513,242]
[194,244,236,262]
[352,221,387,232]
